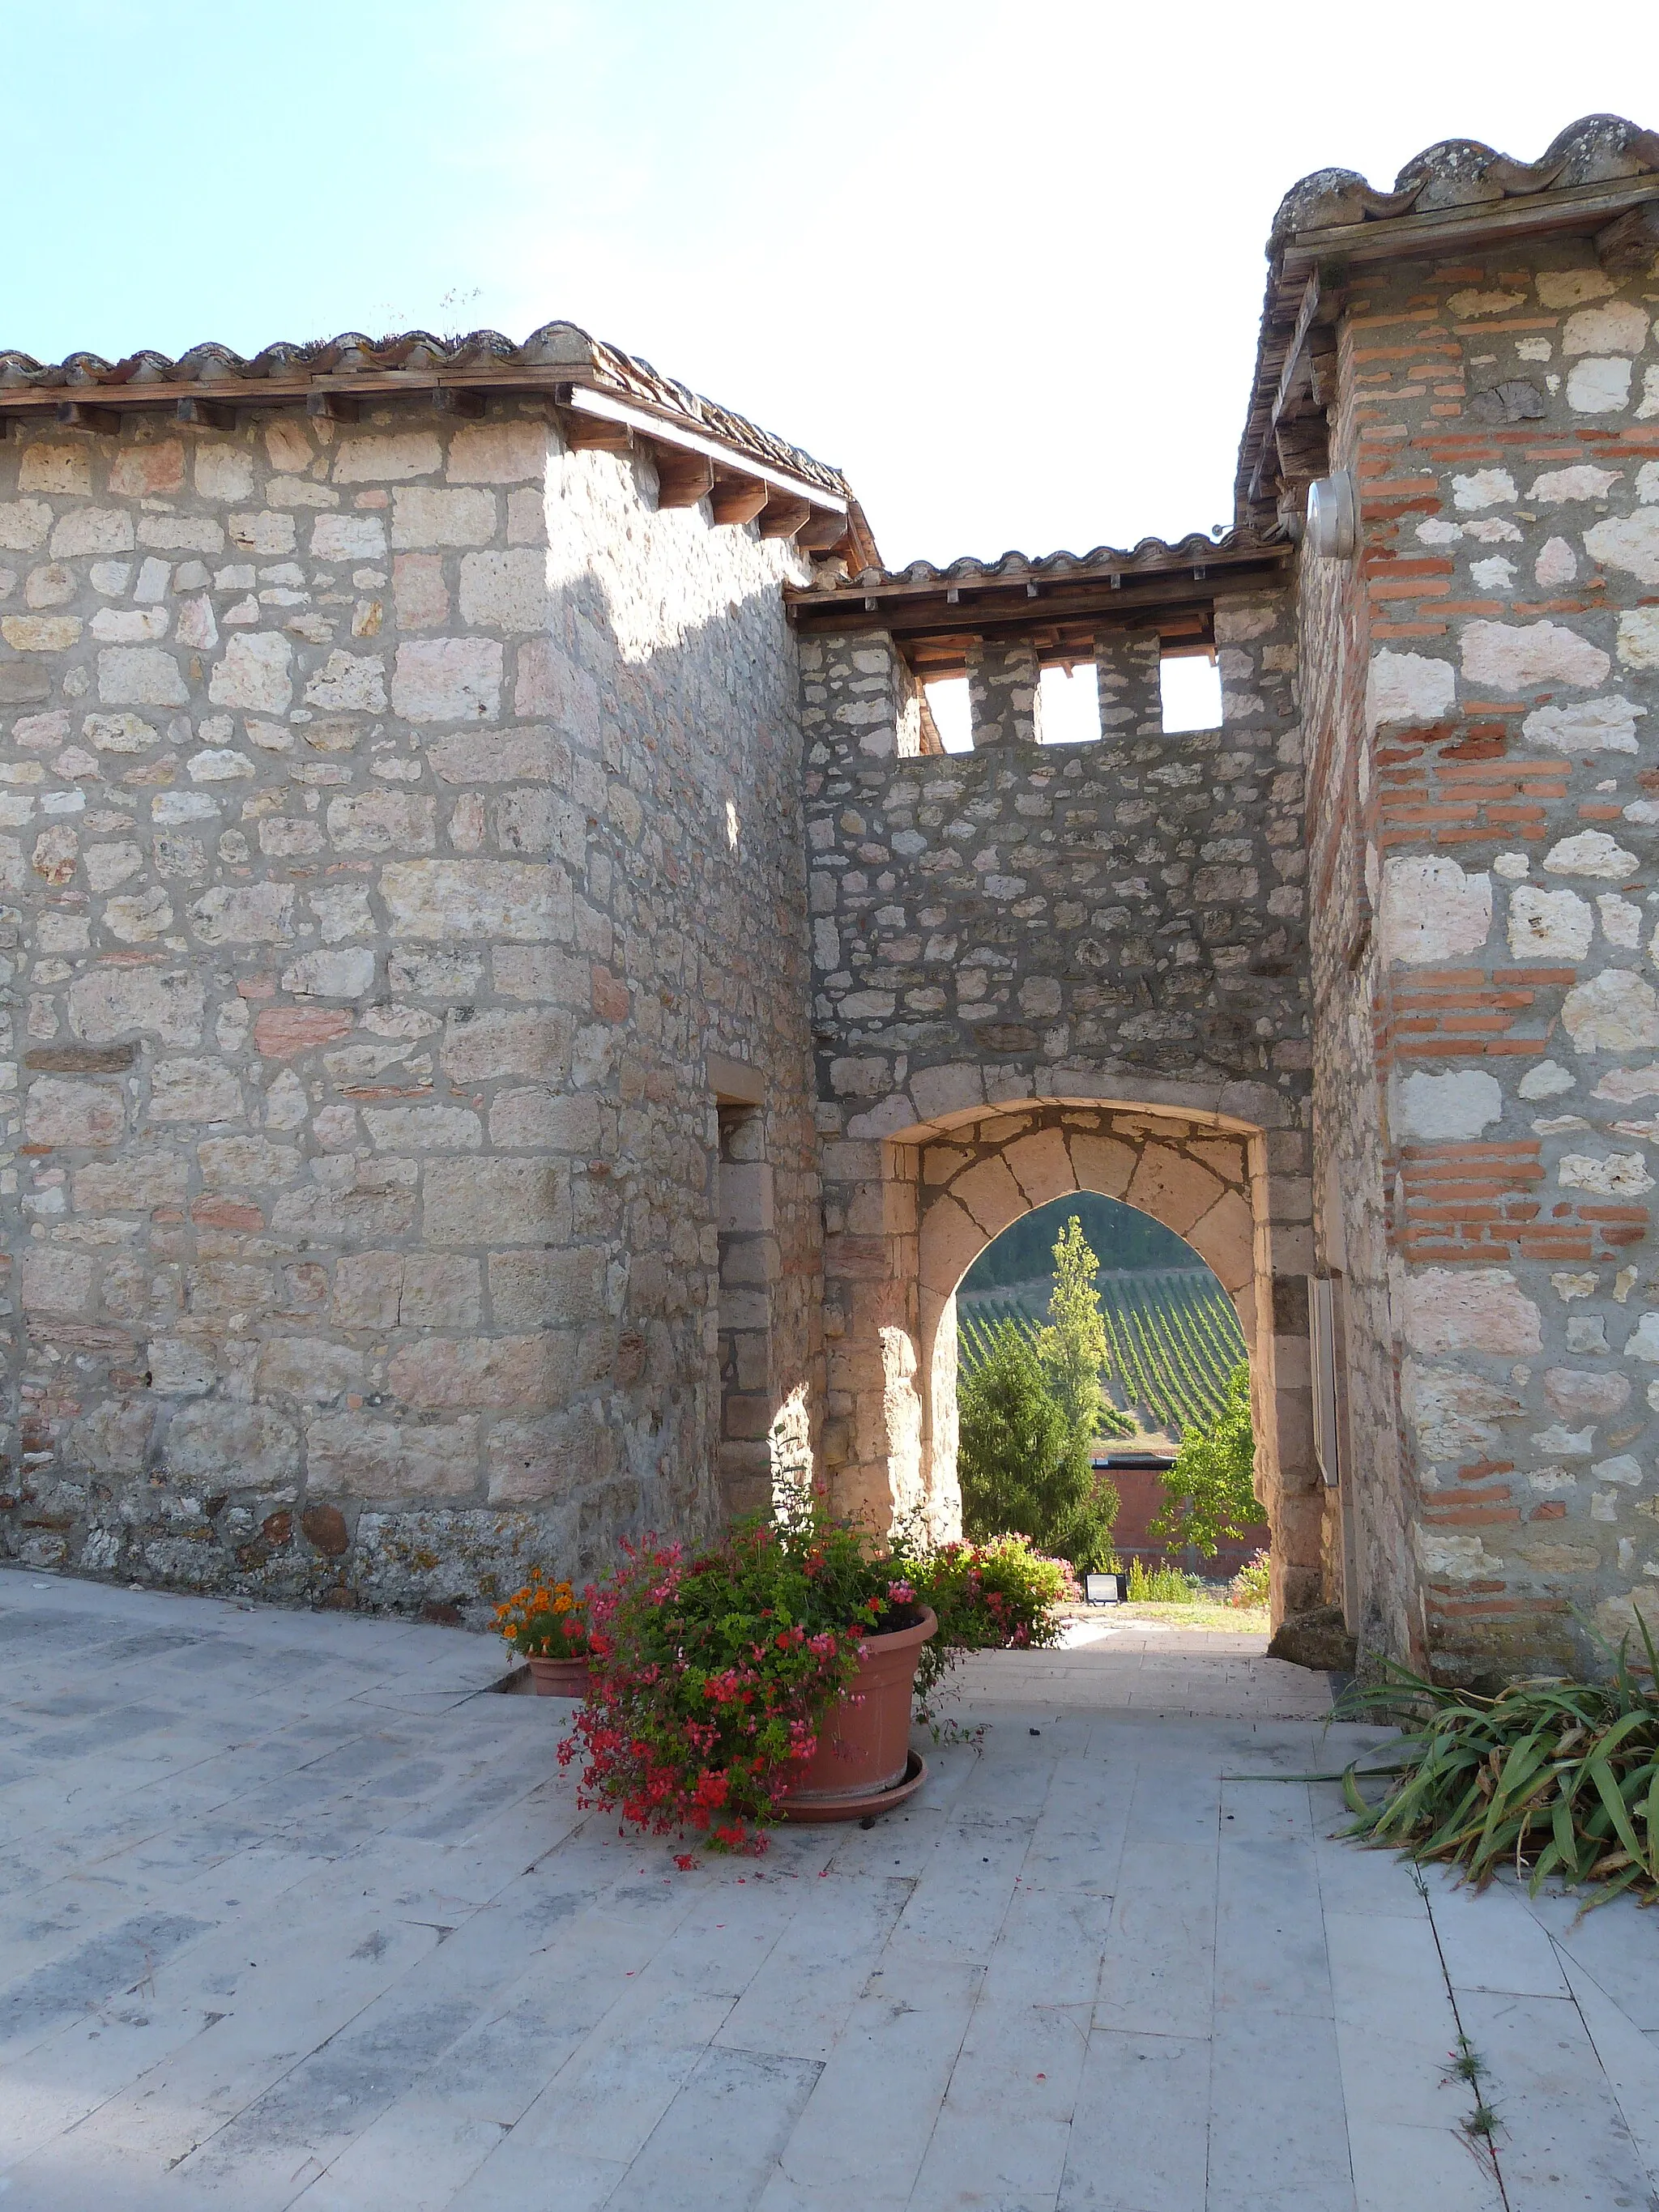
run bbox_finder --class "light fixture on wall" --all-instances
[1305,470,1360,560]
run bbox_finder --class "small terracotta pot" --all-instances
[779,1605,936,1814]
[526,1652,592,1698]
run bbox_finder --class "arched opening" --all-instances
[956,1191,1268,1579]
[819,1093,1321,1625]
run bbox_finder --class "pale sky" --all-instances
[3,2,1656,570]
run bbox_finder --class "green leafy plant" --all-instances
[903,1534,1070,1711]
[1126,1558,1199,1604]
[1227,1549,1272,1609]
[1337,1626,1659,1907]
[1151,1362,1260,1558]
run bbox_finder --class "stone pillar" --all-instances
[1093,628,1163,740]
[966,640,1042,748]
[715,1104,777,1521]
[799,629,931,763]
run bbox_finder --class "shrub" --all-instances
[1338,1634,1659,1906]
[1152,1362,1259,1558]
[1126,1558,1199,1605]
[493,1571,595,1658]
[904,1534,1070,1710]
[1227,1550,1272,1609]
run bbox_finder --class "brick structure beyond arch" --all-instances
[821,1098,1320,1622]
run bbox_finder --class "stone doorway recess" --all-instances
[821,1098,1320,1622]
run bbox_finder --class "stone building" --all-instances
[5,113,1659,1683]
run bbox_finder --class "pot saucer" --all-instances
[779,1749,928,1824]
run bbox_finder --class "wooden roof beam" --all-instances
[710,476,770,525]
[759,493,812,540]
[652,447,715,508]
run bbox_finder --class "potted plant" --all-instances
[559,1490,937,1851]
[493,1572,595,1696]
[555,1495,1073,1854]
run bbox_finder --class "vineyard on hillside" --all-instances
[957,1268,1247,1443]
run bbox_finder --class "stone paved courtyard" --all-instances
[3,1571,1659,2210]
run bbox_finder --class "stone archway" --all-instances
[820,1096,1320,1622]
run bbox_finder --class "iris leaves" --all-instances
[1337,1622,1659,1910]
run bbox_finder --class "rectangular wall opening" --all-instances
[1038,660,1100,744]
[923,676,972,753]
[1160,650,1222,732]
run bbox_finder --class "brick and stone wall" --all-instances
[1309,237,1659,1680]
[0,403,819,1613]
[801,607,1327,1611]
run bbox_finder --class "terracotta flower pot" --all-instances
[779,1605,936,1818]
[526,1653,592,1698]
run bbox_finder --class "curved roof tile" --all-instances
[0,317,851,501]
[1269,112,1659,244]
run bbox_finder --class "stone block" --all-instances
[65,1397,152,1475]
[332,1251,404,1329]
[1406,1268,1543,1357]
[207,630,292,714]
[97,646,188,707]
[68,965,203,1046]
[1128,1145,1225,1236]
[485,1403,605,1502]
[332,432,443,483]
[255,1338,366,1404]
[1188,1188,1255,1294]
[310,513,388,562]
[381,859,561,940]
[514,637,600,731]
[1067,1132,1137,1199]
[25,1076,126,1148]
[253,1006,353,1057]
[109,441,186,497]
[429,727,561,784]
[305,1413,476,1499]
[441,1008,570,1080]
[390,639,502,721]
[488,1085,598,1150]
[363,1104,484,1151]
[488,1247,607,1328]
[400,1255,483,1328]
[947,1154,1027,1239]
[423,1157,570,1245]
[458,548,548,633]
[446,420,548,484]
[198,1136,299,1187]
[20,1247,97,1313]
[326,790,436,853]
[74,1148,190,1212]
[1002,1127,1076,1207]
[390,488,497,548]
[279,947,375,999]
[164,1400,300,1487]
[189,881,295,946]
[148,1058,244,1123]
[1381,855,1492,965]
[19,444,91,497]
[393,552,450,628]
[302,650,386,711]
[919,1194,986,1298]
[386,1333,565,1409]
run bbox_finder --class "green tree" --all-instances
[1150,1362,1260,1557]
[956,1217,1122,1572]
[1037,1214,1111,1447]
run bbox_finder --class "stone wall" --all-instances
[1312,236,1659,1679]
[0,403,819,1613]
[802,607,1327,1609]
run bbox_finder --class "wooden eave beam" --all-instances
[758,494,812,540]
[787,554,1289,637]
[652,448,716,508]
[1277,174,1659,281]
[710,476,770,525]
[555,381,846,515]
